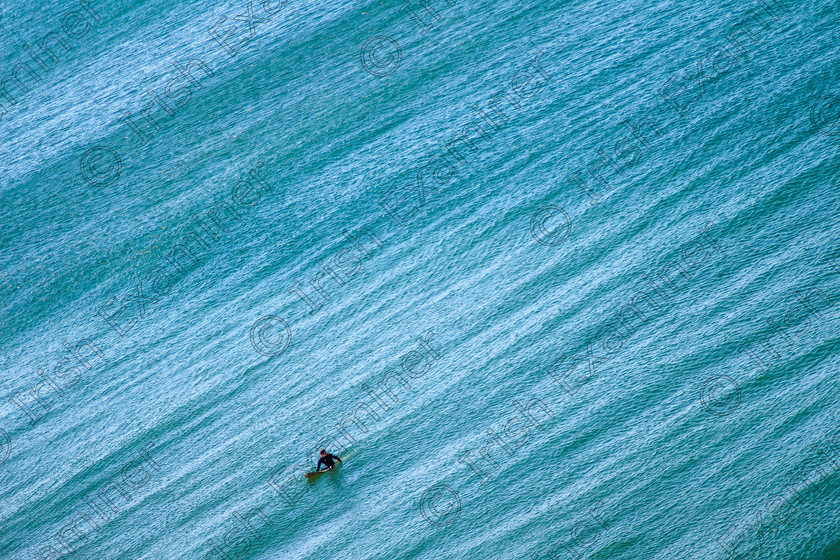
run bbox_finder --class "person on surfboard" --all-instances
[315,449,342,472]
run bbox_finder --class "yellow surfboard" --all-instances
[304,465,336,480]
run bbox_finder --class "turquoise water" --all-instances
[1,0,839,558]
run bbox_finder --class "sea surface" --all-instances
[1,0,839,558]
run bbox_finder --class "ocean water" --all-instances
[1,0,839,558]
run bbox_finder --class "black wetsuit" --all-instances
[316,453,341,471]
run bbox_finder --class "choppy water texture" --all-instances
[1,0,839,558]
